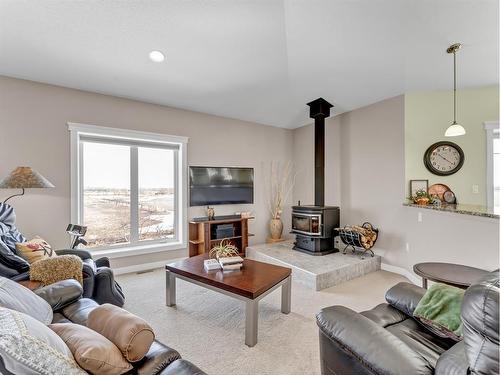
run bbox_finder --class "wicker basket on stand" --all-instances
[336,222,379,259]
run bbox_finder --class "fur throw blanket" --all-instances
[30,254,83,286]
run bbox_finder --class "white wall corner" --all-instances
[381,263,421,285]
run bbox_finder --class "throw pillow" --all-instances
[0,276,53,324]
[50,323,133,375]
[88,303,155,362]
[16,236,57,264]
[0,307,85,375]
[413,283,465,341]
[30,254,83,286]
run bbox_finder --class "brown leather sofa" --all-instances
[316,271,499,375]
[0,279,206,375]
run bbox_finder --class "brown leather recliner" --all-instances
[316,270,499,375]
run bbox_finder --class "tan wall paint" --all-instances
[2,75,497,274]
[0,76,293,268]
[405,86,499,204]
[292,118,341,207]
[293,95,499,274]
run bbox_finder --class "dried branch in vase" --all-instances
[267,161,296,220]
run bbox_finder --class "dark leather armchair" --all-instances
[0,203,124,306]
[316,270,499,375]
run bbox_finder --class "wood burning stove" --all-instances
[292,98,340,255]
[292,205,339,255]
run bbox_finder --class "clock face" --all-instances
[424,141,464,176]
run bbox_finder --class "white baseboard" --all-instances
[113,257,422,286]
[113,260,170,275]
[381,263,421,285]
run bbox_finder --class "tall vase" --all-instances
[269,218,283,240]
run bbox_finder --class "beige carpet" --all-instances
[116,268,407,375]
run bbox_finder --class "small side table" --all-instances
[413,262,489,289]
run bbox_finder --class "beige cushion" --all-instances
[50,323,133,375]
[16,236,57,264]
[0,276,53,324]
[30,254,83,286]
[88,303,155,362]
[0,307,85,375]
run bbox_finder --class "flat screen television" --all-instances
[189,166,254,206]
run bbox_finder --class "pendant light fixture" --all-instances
[445,43,466,137]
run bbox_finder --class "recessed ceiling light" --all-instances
[149,50,165,63]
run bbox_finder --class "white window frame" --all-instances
[485,121,500,208]
[68,122,188,258]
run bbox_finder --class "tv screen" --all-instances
[189,166,254,206]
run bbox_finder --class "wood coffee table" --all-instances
[165,255,292,347]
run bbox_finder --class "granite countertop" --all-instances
[403,202,499,219]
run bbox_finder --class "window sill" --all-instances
[90,241,187,259]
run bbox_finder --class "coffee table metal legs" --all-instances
[422,277,428,289]
[165,270,176,306]
[165,271,292,347]
[245,275,291,347]
[281,275,291,314]
[245,300,258,347]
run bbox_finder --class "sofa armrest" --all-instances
[9,270,30,282]
[61,298,99,326]
[95,256,110,268]
[435,341,469,375]
[159,359,208,375]
[134,341,182,375]
[316,306,433,375]
[34,279,83,311]
[93,267,125,306]
[385,282,426,316]
[55,248,93,260]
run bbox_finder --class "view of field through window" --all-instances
[82,142,175,248]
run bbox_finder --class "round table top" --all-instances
[413,262,489,288]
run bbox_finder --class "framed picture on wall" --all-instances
[409,179,428,197]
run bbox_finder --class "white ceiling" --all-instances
[0,0,498,128]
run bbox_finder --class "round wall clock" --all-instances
[423,141,464,176]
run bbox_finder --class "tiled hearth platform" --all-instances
[246,241,381,291]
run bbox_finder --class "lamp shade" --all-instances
[0,167,55,189]
[445,122,467,137]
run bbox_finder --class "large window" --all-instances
[69,123,187,254]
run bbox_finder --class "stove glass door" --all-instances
[292,213,322,236]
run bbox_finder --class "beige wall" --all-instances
[293,95,499,274]
[0,76,293,268]
[2,75,498,275]
[292,119,341,207]
[405,86,499,205]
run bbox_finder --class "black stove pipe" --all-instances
[307,98,333,207]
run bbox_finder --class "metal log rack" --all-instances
[337,222,378,259]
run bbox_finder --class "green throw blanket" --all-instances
[413,283,465,341]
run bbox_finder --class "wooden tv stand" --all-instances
[188,215,254,257]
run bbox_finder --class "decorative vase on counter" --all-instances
[269,218,283,240]
[414,197,430,206]
[206,206,215,220]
